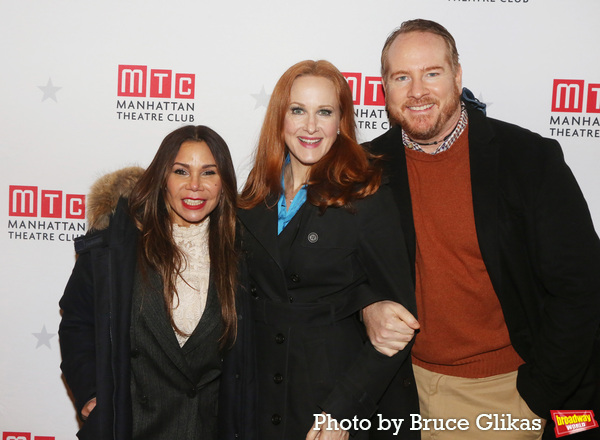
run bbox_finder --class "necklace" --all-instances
[286,187,302,202]
[408,131,452,146]
[407,117,461,146]
[283,164,306,202]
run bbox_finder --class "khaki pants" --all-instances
[413,364,545,440]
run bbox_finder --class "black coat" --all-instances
[59,198,228,440]
[237,186,420,440]
[368,103,600,438]
[59,198,137,439]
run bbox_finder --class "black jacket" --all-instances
[236,186,419,439]
[59,167,245,440]
[368,103,600,437]
[59,197,137,439]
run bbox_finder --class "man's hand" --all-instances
[81,397,96,420]
[306,412,350,440]
[362,300,419,356]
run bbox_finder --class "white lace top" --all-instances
[171,219,210,347]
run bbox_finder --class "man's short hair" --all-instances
[381,19,460,79]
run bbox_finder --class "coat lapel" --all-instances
[372,126,417,273]
[181,281,222,388]
[237,198,283,270]
[467,106,502,289]
[181,280,220,352]
[136,269,197,381]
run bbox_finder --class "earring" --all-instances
[337,129,340,135]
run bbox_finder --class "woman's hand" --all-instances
[362,300,419,356]
[306,412,350,440]
[81,397,97,420]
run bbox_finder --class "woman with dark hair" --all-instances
[237,60,419,440]
[59,125,238,440]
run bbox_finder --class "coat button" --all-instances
[250,286,258,298]
[271,414,282,425]
[290,274,300,283]
[288,296,294,303]
[131,348,140,358]
[187,387,197,398]
[273,373,283,384]
[139,395,148,404]
[275,333,285,344]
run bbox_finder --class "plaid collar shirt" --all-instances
[402,104,468,155]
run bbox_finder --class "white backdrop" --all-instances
[1,0,599,438]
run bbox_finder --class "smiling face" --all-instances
[283,75,341,182]
[165,140,222,227]
[383,31,463,145]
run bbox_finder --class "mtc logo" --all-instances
[342,72,385,106]
[552,79,600,113]
[9,186,85,219]
[3,433,54,440]
[118,64,195,99]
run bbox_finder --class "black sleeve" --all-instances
[320,186,417,422]
[58,240,100,418]
[516,140,600,417]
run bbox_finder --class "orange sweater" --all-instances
[407,128,523,378]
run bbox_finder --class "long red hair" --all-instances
[239,60,381,211]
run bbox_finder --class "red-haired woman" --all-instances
[237,60,419,440]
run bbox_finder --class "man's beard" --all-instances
[387,85,461,143]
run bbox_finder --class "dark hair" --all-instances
[129,125,238,347]
[240,60,381,211]
[381,19,460,79]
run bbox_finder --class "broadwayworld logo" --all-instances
[550,410,598,437]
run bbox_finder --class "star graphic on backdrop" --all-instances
[38,78,62,102]
[251,86,271,109]
[32,325,56,349]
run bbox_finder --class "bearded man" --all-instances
[364,19,600,440]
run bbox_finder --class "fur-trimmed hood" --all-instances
[87,166,145,231]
